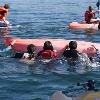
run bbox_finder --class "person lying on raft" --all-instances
[12,44,36,60]
[85,6,100,24]
[0,4,10,26]
[37,41,58,60]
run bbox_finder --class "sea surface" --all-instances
[0,0,100,100]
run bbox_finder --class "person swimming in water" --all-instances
[37,41,58,60]
[12,44,36,60]
[63,41,79,61]
[62,41,93,70]
[0,40,36,60]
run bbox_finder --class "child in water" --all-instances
[37,41,58,60]
[12,44,36,60]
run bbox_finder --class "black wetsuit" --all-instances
[63,49,79,60]
[12,52,24,58]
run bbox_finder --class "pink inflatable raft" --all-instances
[5,38,100,54]
[69,22,98,30]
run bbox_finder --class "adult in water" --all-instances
[62,41,93,69]
[84,6,100,24]
[63,41,79,61]
[37,41,58,60]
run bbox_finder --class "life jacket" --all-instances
[41,50,58,59]
[85,10,95,23]
[0,7,8,18]
[0,15,4,21]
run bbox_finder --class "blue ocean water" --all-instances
[0,0,100,100]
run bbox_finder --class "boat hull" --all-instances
[5,38,100,54]
[69,22,98,30]
[51,91,100,100]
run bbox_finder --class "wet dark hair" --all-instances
[43,41,53,51]
[88,6,93,11]
[4,4,10,9]
[27,44,36,54]
[69,41,77,50]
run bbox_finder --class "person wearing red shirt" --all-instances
[84,6,100,23]
[37,41,58,60]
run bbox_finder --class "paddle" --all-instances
[96,0,100,17]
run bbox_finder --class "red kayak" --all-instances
[69,22,98,30]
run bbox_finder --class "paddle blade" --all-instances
[96,0,100,7]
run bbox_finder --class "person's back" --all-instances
[37,41,58,60]
[13,44,36,60]
[63,41,79,61]
[0,5,9,18]
[85,10,93,23]
[0,10,7,22]
[63,49,79,60]
[84,6,95,23]
[0,6,6,18]
[38,49,58,59]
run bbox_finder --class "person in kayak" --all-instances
[84,6,100,24]
[0,4,10,18]
[0,4,10,26]
[37,41,58,60]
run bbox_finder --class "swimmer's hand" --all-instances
[10,40,16,46]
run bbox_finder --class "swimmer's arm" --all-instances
[2,44,12,52]
[2,17,6,23]
[1,40,16,52]
[91,45,100,55]
[2,16,9,26]
[96,10,100,12]
[93,10,100,13]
